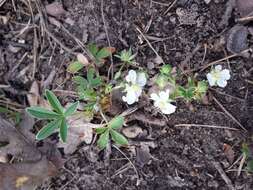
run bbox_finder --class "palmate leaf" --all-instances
[110,130,128,145]
[60,119,68,142]
[26,106,60,119]
[67,61,84,74]
[97,130,109,149]
[88,43,98,56]
[108,116,124,130]
[45,90,64,114]
[95,127,108,134]
[36,119,62,140]
[64,101,79,117]
[96,47,111,59]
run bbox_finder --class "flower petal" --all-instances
[122,89,137,105]
[217,79,227,88]
[150,93,159,101]
[207,73,216,86]
[161,103,176,114]
[126,70,137,84]
[137,72,147,87]
[215,65,222,71]
[221,69,231,80]
[159,90,170,101]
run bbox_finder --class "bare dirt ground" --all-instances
[0,0,253,189]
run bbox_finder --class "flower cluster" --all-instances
[122,65,231,115]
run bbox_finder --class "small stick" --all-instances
[245,79,253,85]
[163,0,178,15]
[135,26,164,64]
[112,144,140,185]
[101,0,114,79]
[212,96,247,131]
[212,161,236,190]
[175,124,239,131]
[200,48,251,72]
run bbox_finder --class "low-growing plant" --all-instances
[242,143,253,172]
[88,43,112,66]
[0,106,21,124]
[114,49,136,80]
[95,115,128,149]
[26,90,79,142]
[155,64,208,103]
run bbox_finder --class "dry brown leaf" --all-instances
[223,143,235,164]
[77,53,90,66]
[27,81,39,106]
[57,112,102,154]
[122,125,143,138]
[45,2,66,17]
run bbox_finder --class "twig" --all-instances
[44,28,75,55]
[175,124,239,131]
[0,0,7,7]
[212,96,247,131]
[201,43,207,65]
[237,153,246,177]
[183,48,252,75]
[151,1,171,6]
[112,144,140,185]
[101,0,114,79]
[200,48,251,72]
[245,79,253,85]
[212,161,235,190]
[209,88,245,102]
[135,26,164,64]
[163,0,178,15]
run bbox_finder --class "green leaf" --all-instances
[88,43,98,56]
[60,119,68,142]
[96,47,111,59]
[242,143,250,158]
[64,101,79,117]
[247,160,253,172]
[36,119,61,140]
[155,74,168,89]
[45,90,64,114]
[114,71,121,80]
[110,130,128,145]
[87,68,101,87]
[97,130,109,149]
[73,76,88,87]
[26,106,60,119]
[187,77,195,88]
[95,127,108,134]
[160,64,172,75]
[108,116,124,130]
[196,81,208,93]
[67,61,84,74]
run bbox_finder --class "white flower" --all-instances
[122,70,147,105]
[207,65,231,88]
[150,89,176,114]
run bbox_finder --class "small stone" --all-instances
[204,0,212,4]
[226,25,249,53]
[65,17,75,26]
[77,53,89,66]
[122,126,143,138]
[45,2,66,17]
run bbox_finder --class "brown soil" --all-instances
[0,0,253,189]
